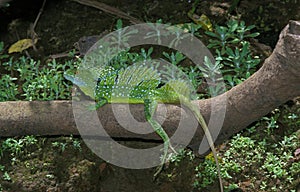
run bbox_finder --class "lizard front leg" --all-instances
[144,99,174,179]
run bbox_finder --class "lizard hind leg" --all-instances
[144,99,175,179]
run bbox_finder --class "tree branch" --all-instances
[0,21,299,151]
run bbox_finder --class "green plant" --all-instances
[194,158,219,189]
[0,74,18,101]
[0,42,9,60]
[69,135,82,151]
[215,121,300,191]
[0,165,4,172]
[169,148,195,166]
[278,135,298,151]
[222,42,260,79]
[23,135,38,146]
[206,24,238,50]
[261,109,280,135]
[0,49,78,101]
[225,183,240,192]
[162,51,186,66]
[52,141,67,152]
[199,56,225,96]
[20,59,75,101]
[51,136,81,153]
[182,65,202,96]
[0,136,38,172]
[221,134,265,177]
[72,139,81,151]
[204,20,260,89]
[289,161,300,177]
[206,20,259,51]
[282,112,300,129]
[2,138,24,156]
[0,41,79,101]
[1,136,37,157]
[262,153,288,179]
[259,181,268,190]
[2,172,11,181]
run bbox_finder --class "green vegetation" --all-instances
[0,135,38,187]
[205,20,260,90]
[0,18,299,191]
[0,42,77,101]
[52,135,82,153]
[0,135,82,190]
[189,107,300,191]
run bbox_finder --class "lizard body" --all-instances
[65,64,223,191]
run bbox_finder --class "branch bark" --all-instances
[0,21,299,151]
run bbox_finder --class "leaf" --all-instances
[245,32,260,38]
[188,13,213,32]
[205,31,219,38]
[8,38,37,53]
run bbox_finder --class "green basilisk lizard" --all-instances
[64,64,223,191]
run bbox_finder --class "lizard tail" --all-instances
[181,97,224,192]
